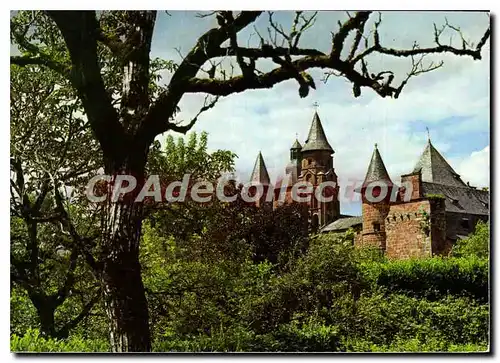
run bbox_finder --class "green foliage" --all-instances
[345,336,488,353]
[11,32,102,340]
[346,293,488,347]
[11,329,109,353]
[452,220,489,258]
[270,316,341,352]
[353,244,387,263]
[147,131,236,181]
[10,288,38,337]
[362,256,488,302]
[14,234,490,352]
[10,10,491,353]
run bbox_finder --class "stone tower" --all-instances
[298,111,340,227]
[357,144,395,250]
[285,138,302,184]
[249,151,271,207]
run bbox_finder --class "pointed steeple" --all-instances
[250,152,271,185]
[301,112,334,153]
[290,138,302,161]
[362,143,393,187]
[291,138,302,150]
[413,139,466,187]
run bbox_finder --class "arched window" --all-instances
[305,174,314,185]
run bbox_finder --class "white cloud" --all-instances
[153,11,490,214]
[453,146,490,188]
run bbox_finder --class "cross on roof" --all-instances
[312,102,319,111]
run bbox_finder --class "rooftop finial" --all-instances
[312,101,319,112]
[296,132,299,140]
[426,127,431,142]
[375,143,378,149]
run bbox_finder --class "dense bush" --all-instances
[144,234,489,353]
[12,229,490,353]
[344,293,488,347]
[361,256,488,302]
[149,292,488,352]
[11,329,109,353]
[452,220,489,258]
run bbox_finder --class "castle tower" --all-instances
[285,138,302,184]
[299,111,340,227]
[357,144,394,250]
[249,151,271,207]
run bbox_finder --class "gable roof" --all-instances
[321,216,363,232]
[413,140,467,187]
[301,112,334,153]
[250,152,271,185]
[422,182,489,215]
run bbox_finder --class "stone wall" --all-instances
[429,198,447,255]
[385,200,432,259]
[400,171,423,201]
[445,211,489,240]
[359,202,390,249]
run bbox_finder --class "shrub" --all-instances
[452,220,489,259]
[10,329,110,352]
[344,336,488,353]
[248,235,365,333]
[346,293,489,348]
[10,288,38,337]
[362,256,488,302]
[271,315,341,352]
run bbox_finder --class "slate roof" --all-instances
[422,182,489,216]
[250,152,271,185]
[413,140,467,187]
[409,140,489,217]
[321,216,363,232]
[301,112,334,153]
[357,145,394,190]
[291,139,302,149]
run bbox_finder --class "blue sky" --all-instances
[149,11,490,216]
[8,11,490,216]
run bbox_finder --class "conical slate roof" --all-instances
[250,152,271,185]
[291,139,302,149]
[413,140,466,187]
[301,112,333,153]
[362,144,393,187]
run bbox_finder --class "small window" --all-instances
[373,222,381,232]
[461,218,470,229]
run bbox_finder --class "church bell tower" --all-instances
[298,111,340,228]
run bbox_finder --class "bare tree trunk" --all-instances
[100,157,151,352]
[34,301,57,338]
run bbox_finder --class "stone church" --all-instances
[249,111,489,258]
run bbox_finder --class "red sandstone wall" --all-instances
[400,172,423,201]
[429,198,447,256]
[358,202,390,249]
[385,200,432,259]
